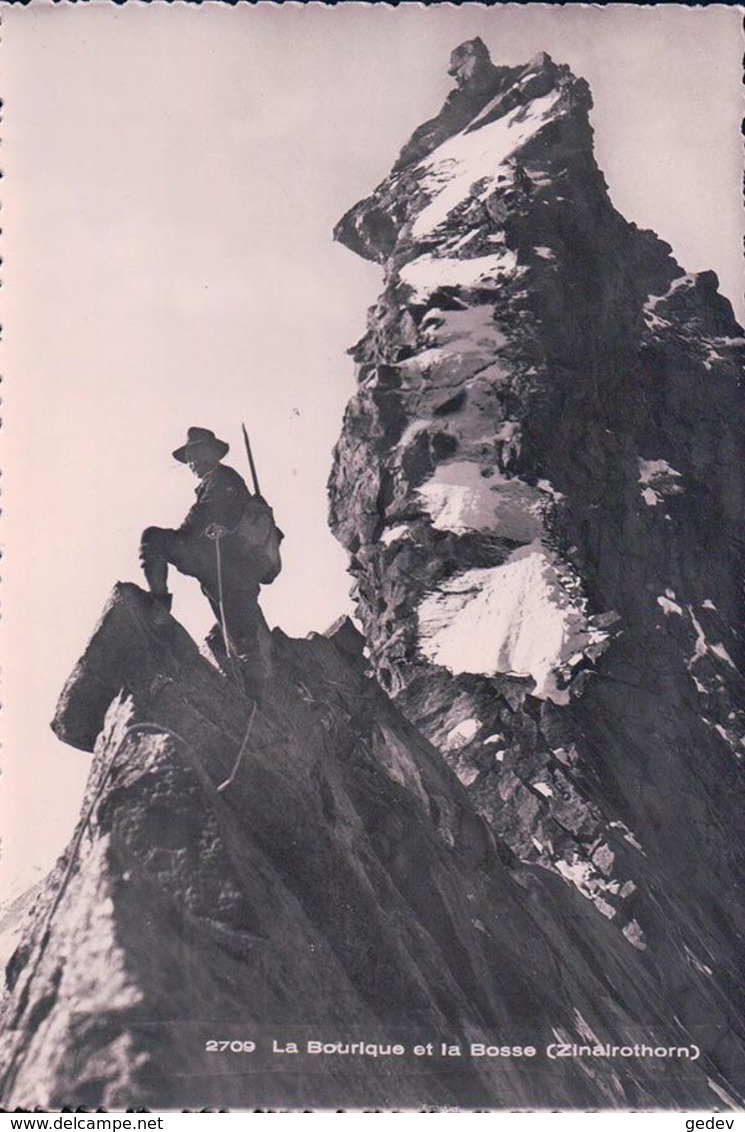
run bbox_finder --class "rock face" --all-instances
[330,44,744,930]
[329,38,745,1095]
[1,44,744,1112]
[2,584,743,1109]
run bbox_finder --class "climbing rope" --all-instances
[206,523,244,691]
[217,700,257,793]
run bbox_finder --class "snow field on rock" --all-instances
[399,251,518,302]
[416,540,594,704]
[638,457,683,507]
[416,460,546,540]
[411,90,562,238]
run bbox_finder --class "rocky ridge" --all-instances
[1,585,743,1109]
[329,39,745,939]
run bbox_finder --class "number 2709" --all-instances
[205,1040,256,1053]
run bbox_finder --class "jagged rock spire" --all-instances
[446,37,497,90]
[329,41,745,1102]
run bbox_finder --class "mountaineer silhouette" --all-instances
[140,425,282,699]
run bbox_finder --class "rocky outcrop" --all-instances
[328,36,745,1096]
[2,584,743,1109]
[2,42,743,1112]
[329,40,744,917]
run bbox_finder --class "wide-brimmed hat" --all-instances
[173,426,229,464]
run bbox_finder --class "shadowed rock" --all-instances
[3,581,743,1107]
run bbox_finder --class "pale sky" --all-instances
[1,2,742,899]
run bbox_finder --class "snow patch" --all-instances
[593,897,616,921]
[638,457,683,507]
[555,858,614,918]
[380,524,409,547]
[643,309,671,333]
[592,843,615,875]
[399,251,518,303]
[686,606,737,671]
[417,461,546,541]
[638,457,683,485]
[702,599,717,611]
[534,246,555,260]
[644,274,694,317]
[397,418,432,450]
[457,766,481,788]
[417,541,599,704]
[608,819,645,854]
[420,305,508,351]
[443,718,480,750]
[657,595,683,617]
[446,230,483,256]
[710,642,736,670]
[533,782,553,798]
[536,478,564,500]
[411,90,562,238]
[495,420,521,465]
[714,335,745,347]
[622,920,647,951]
[687,606,708,666]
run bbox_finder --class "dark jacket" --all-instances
[179,465,251,537]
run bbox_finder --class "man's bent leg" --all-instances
[139,527,175,598]
[139,527,212,607]
[215,584,272,702]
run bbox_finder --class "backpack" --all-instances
[234,495,284,585]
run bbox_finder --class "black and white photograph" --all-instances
[0,1,743,1112]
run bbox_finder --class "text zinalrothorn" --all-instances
[546,1042,700,1060]
[9,1120,164,1130]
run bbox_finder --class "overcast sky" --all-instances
[1,2,742,899]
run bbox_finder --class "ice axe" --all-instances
[242,422,261,497]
